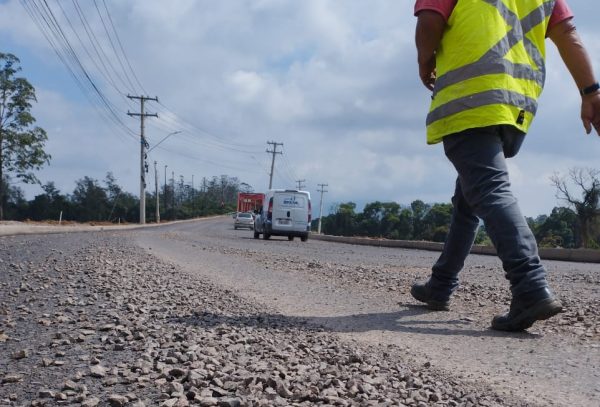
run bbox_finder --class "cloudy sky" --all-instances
[1,0,599,218]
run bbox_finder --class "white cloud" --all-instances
[1,0,599,219]
[229,70,266,103]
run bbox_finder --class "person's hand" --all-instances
[581,92,600,136]
[419,56,436,91]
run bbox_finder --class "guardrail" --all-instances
[310,234,600,264]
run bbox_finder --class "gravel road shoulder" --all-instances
[2,231,533,406]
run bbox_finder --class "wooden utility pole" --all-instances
[164,165,168,218]
[172,171,175,220]
[317,183,328,234]
[266,141,283,189]
[127,95,158,224]
[154,161,160,223]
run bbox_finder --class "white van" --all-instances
[253,189,311,241]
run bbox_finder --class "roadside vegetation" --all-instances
[1,172,241,224]
[318,172,600,250]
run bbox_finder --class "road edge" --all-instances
[310,233,600,264]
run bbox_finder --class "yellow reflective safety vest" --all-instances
[426,0,556,144]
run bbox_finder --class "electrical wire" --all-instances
[35,0,135,134]
[155,101,264,150]
[280,152,299,183]
[21,0,137,141]
[101,0,147,95]
[152,144,265,174]
[54,0,127,100]
[71,0,135,94]
[93,0,137,93]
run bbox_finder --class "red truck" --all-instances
[237,192,264,213]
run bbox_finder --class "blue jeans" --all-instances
[429,126,549,299]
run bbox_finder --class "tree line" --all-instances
[2,173,241,223]
[319,168,600,250]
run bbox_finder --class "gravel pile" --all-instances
[0,233,525,406]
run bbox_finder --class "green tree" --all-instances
[323,202,357,236]
[104,173,138,222]
[359,201,385,236]
[410,199,430,240]
[0,53,50,219]
[475,225,492,246]
[533,207,578,248]
[71,176,109,221]
[421,203,453,241]
[379,202,401,238]
[27,182,70,221]
[1,175,27,219]
[394,208,414,239]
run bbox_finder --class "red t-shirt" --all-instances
[414,0,573,30]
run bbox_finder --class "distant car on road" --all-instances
[234,212,254,230]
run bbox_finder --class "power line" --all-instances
[54,0,121,94]
[101,0,147,94]
[155,101,264,150]
[21,0,137,140]
[72,0,135,93]
[274,162,295,187]
[279,152,299,185]
[154,144,265,174]
[93,0,137,93]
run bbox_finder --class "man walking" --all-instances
[411,0,600,331]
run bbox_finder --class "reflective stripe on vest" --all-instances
[426,0,555,128]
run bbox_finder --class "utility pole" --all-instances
[127,95,158,224]
[296,179,306,190]
[266,141,283,189]
[171,171,175,220]
[180,175,184,206]
[317,183,328,234]
[164,165,168,218]
[191,175,194,217]
[154,161,160,223]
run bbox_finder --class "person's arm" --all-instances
[548,19,600,136]
[415,10,446,91]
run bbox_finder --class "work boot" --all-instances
[491,288,563,332]
[410,281,450,311]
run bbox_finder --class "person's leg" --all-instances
[442,126,561,330]
[411,178,479,310]
[431,179,480,291]
[444,128,546,295]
